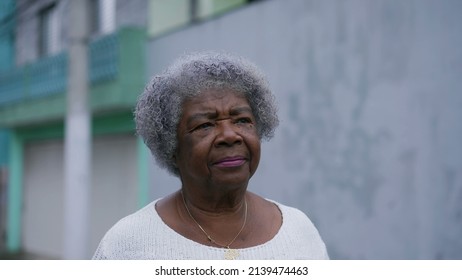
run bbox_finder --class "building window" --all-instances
[90,0,115,37]
[90,0,101,35]
[38,4,60,57]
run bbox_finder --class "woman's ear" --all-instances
[172,154,178,167]
[172,153,182,176]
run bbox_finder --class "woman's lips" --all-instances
[213,157,247,167]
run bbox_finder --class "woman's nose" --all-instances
[215,121,243,147]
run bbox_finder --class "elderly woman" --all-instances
[93,52,328,260]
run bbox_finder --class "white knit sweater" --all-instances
[92,199,329,260]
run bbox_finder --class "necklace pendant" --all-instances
[224,248,239,260]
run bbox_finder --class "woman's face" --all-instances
[174,89,261,190]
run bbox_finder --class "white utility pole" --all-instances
[64,0,91,259]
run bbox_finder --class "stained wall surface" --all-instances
[145,0,462,259]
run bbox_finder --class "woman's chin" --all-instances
[209,164,253,185]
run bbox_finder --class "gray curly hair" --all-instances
[135,51,279,176]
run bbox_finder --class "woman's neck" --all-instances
[179,187,247,216]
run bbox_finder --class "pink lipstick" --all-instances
[214,157,246,167]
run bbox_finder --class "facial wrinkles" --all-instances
[175,90,261,186]
[184,95,252,131]
[189,110,255,146]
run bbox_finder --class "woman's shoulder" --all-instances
[248,192,315,230]
[271,200,318,232]
[266,199,329,259]
[250,193,323,239]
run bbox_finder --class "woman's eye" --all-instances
[236,118,251,124]
[195,122,213,130]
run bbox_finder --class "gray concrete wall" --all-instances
[145,0,462,259]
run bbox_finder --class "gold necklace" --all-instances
[180,191,248,260]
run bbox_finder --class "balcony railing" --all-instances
[89,32,119,83]
[0,31,120,106]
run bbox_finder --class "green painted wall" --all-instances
[0,0,15,72]
[6,131,22,252]
[0,130,9,165]
[0,0,15,169]
[148,0,191,37]
[197,0,246,19]
[15,112,135,141]
[0,35,14,72]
